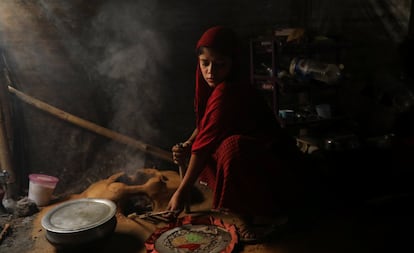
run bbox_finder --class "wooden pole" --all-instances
[0,61,16,186]
[0,69,14,155]
[0,108,14,184]
[0,70,17,206]
[7,86,173,163]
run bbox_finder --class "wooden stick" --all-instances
[176,143,190,213]
[0,223,11,244]
[7,86,173,163]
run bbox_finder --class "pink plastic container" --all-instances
[28,174,59,206]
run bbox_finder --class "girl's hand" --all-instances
[166,189,184,213]
[165,186,190,218]
[171,141,192,167]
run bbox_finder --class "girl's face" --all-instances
[198,47,232,88]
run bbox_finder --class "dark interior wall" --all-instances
[0,0,412,196]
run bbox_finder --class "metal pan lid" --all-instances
[41,198,117,233]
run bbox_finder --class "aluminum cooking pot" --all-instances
[41,198,117,248]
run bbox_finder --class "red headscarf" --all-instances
[194,26,240,127]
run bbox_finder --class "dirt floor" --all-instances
[0,168,229,253]
[0,213,36,251]
[1,169,414,253]
[0,168,237,253]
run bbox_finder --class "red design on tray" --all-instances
[145,215,238,253]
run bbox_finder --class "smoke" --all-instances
[33,0,169,144]
[0,0,172,179]
[89,1,169,142]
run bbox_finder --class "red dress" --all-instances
[191,26,305,217]
[192,81,304,216]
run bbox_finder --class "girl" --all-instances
[168,26,305,243]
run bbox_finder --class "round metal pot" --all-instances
[41,198,117,248]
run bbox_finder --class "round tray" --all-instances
[154,224,232,253]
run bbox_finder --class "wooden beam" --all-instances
[7,86,173,163]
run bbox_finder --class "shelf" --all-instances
[283,116,345,128]
[250,31,344,133]
[252,75,272,80]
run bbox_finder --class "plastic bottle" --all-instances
[289,58,343,84]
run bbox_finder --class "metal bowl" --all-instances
[41,198,117,247]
